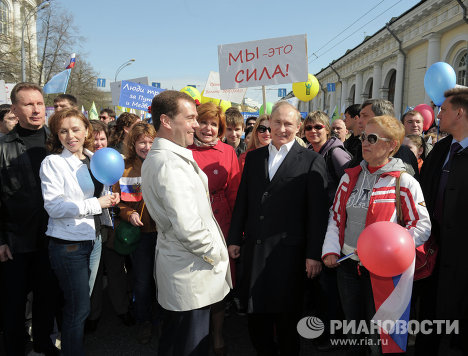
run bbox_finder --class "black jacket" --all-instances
[228,141,329,313]
[344,134,361,158]
[0,126,50,253]
[420,135,468,319]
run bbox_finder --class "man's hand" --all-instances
[0,244,13,262]
[129,212,144,227]
[228,245,240,259]
[305,258,322,278]
[323,255,340,268]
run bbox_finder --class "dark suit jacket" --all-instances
[228,141,329,313]
[420,135,468,319]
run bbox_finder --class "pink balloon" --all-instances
[357,221,415,277]
[414,104,435,132]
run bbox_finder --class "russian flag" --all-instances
[371,259,415,353]
[119,177,142,202]
[66,53,76,69]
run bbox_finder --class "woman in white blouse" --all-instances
[40,108,119,356]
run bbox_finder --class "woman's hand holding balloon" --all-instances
[98,192,120,209]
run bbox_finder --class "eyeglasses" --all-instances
[360,132,392,144]
[99,116,107,119]
[257,125,271,133]
[304,124,325,131]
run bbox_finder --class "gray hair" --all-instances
[361,99,395,117]
[271,100,301,124]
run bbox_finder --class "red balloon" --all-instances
[357,221,415,277]
[414,104,435,132]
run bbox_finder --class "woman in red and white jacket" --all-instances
[321,115,431,354]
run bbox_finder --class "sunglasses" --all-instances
[257,125,271,133]
[304,124,325,131]
[360,132,392,144]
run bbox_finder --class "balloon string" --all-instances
[109,185,115,230]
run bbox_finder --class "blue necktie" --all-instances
[434,142,462,224]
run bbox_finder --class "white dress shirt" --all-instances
[268,139,295,180]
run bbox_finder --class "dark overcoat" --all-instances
[227,141,329,313]
[420,135,468,319]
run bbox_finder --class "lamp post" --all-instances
[21,1,50,82]
[114,59,135,83]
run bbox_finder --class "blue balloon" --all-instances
[424,62,456,106]
[90,148,124,186]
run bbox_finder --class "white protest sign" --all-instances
[203,71,247,103]
[218,34,308,90]
[1,82,15,104]
[0,82,16,105]
[0,80,6,104]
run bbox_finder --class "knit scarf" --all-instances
[193,136,218,147]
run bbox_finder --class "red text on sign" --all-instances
[229,48,259,65]
[234,64,290,83]
[263,45,293,58]
[228,44,293,66]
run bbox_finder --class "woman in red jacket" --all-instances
[188,102,240,355]
[322,116,431,354]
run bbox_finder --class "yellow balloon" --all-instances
[200,90,220,105]
[180,86,201,102]
[292,74,320,102]
[219,100,231,112]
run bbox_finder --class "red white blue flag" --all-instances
[66,53,76,69]
[119,177,142,202]
[371,259,414,353]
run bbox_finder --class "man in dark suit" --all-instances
[228,101,329,356]
[418,87,468,355]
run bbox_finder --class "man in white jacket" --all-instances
[142,90,232,356]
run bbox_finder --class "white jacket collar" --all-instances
[152,137,195,162]
[60,148,94,169]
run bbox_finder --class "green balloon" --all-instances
[259,102,273,115]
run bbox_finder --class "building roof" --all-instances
[315,0,427,76]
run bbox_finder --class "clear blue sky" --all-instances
[60,0,421,105]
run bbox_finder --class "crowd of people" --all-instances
[0,82,467,356]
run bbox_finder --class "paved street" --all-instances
[1,292,463,355]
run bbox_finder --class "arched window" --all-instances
[455,50,467,86]
[388,71,396,104]
[364,78,373,100]
[349,85,355,104]
[0,0,8,35]
[368,81,373,99]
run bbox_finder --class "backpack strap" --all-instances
[325,146,340,184]
[395,171,407,227]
